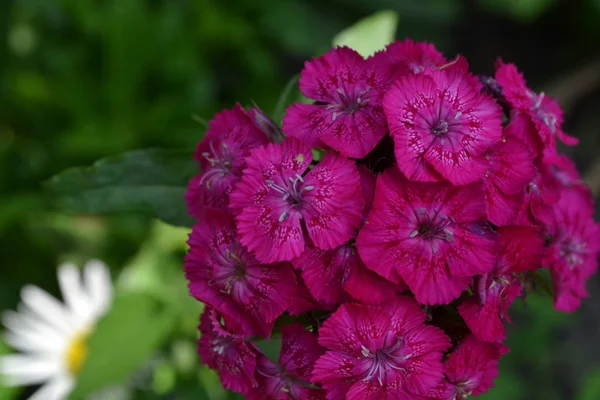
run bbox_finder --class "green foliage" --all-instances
[44,149,196,227]
[333,10,399,56]
[577,367,600,400]
[478,0,558,21]
[0,339,19,400]
[71,293,175,399]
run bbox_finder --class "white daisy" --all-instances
[0,259,113,400]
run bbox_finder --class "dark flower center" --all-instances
[360,338,411,386]
[560,238,587,268]
[266,174,314,222]
[200,140,235,189]
[432,120,449,136]
[326,86,371,120]
[210,247,248,294]
[409,210,454,242]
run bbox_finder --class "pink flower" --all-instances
[230,138,364,263]
[185,105,269,218]
[542,190,600,312]
[282,47,391,158]
[383,58,503,185]
[312,297,450,399]
[286,270,332,316]
[482,127,536,226]
[248,323,325,399]
[293,166,405,305]
[197,308,258,395]
[294,242,404,306]
[458,226,544,342]
[357,168,497,305]
[495,60,578,157]
[185,208,296,337]
[428,334,504,399]
[516,159,562,227]
[375,38,447,75]
[547,153,595,211]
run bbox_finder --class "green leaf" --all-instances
[577,367,600,400]
[332,10,399,57]
[71,293,175,399]
[0,338,20,399]
[273,73,300,123]
[44,148,197,227]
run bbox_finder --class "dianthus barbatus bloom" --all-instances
[482,119,536,226]
[428,334,504,399]
[185,208,296,337]
[516,159,562,227]
[375,39,447,75]
[494,60,578,157]
[357,168,497,305]
[0,260,113,400]
[541,190,600,312]
[248,323,325,400]
[293,166,404,305]
[458,226,543,343]
[282,46,391,158]
[312,297,450,400]
[229,138,364,263]
[185,104,269,219]
[197,308,258,395]
[383,58,503,185]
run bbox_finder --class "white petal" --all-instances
[20,285,76,333]
[1,311,66,350]
[0,354,62,386]
[27,375,74,400]
[3,329,66,355]
[57,263,93,326]
[83,259,113,318]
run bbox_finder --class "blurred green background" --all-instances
[1,0,600,399]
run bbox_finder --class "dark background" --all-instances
[1,0,599,399]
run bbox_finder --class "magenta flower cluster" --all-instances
[184,40,600,399]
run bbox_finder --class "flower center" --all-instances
[266,174,314,222]
[560,239,587,268]
[65,330,90,375]
[327,87,371,121]
[200,140,235,189]
[360,338,410,386]
[528,91,557,133]
[432,120,449,136]
[409,210,454,242]
[211,247,247,294]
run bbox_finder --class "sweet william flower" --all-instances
[482,118,537,226]
[197,308,258,395]
[458,226,543,343]
[374,39,447,75]
[428,334,505,399]
[494,60,578,157]
[248,323,325,400]
[357,167,497,305]
[0,260,113,400]
[312,297,450,400]
[282,46,391,158]
[541,190,600,312]
[383,57,503,185]
[293,166,405,306]
[185,208,296,337]
[185,104,269,219]
[229,138,364,263]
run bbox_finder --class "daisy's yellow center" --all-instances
[65,330,90,375]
